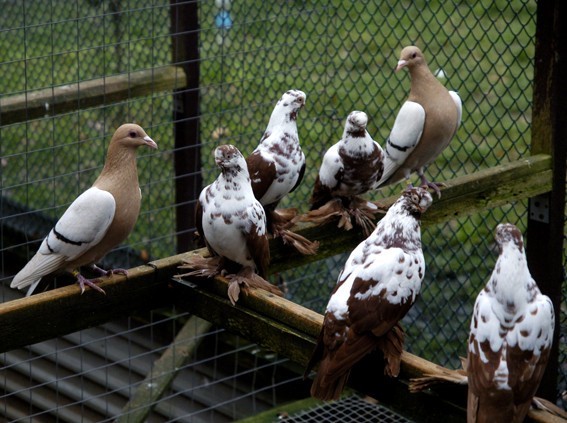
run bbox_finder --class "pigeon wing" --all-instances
[377,101,425,187]
[10,187,115,291]
[246,150,277,202]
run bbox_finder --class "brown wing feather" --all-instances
[309,175,334,210]
[245,223,270,278]
[246,151,277,202]
[348,278,415,336]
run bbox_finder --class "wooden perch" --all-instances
[0,154,552,353]
[0,65,187,126]
[0,154,557,422]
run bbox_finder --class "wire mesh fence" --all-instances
[0,0,565,421]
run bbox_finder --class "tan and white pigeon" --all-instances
[10,123,157,296]
[304,187,433,401]
[304,110,384,236]
[467,223,555,423]
[375,46,462,198]
[246,89,319,255]
[179,144,283,305]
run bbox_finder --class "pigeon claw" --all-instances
[75,273,106,295]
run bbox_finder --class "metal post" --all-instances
[528,0,567,402]
[170,0,202,253]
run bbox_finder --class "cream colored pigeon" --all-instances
[375,46,462,197]
[10,123,157,296]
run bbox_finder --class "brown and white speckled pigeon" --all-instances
[180,144,282,305]
[246,89,319,255]
[10,124,157,296]
[304,110,384,236]
[375,46,462,198]
[304,187,433,401]
[467,223,554,423]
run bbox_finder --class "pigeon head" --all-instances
[495,223,524,253]
[113,123,158,150]
[395,46,426,72]
[400,186,433,215]
[214,144,246,172]
[276,89,306,121]
[345,110,368,136]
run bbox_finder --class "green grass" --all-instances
[0,0,542,368]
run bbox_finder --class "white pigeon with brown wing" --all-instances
[467,223,554,423]
[375,46,462,198]
[305,110,384,236]
[182,144,282,305]
[246,89,319,255]
[11,124,157,296]
[304,187,433,401]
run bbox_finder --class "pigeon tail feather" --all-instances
[11,251,67,292]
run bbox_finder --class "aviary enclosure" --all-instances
[0,1,565,421]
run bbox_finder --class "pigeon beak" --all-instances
[395,59,407,72]
[144,135,158,149]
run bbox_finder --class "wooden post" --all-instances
[528,0,567,402]
[170,0,202,253]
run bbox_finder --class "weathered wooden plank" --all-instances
[0,264,172,352]
[270,154,553,272]
[118,316,213,423]
[0,155,552,353]
[0,66,187,126]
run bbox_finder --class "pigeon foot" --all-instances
[91,264,128,278]
[225,266,283,305]
[277,228,320,255]
[73,271,106,295]
[418,175,446,199]
[177,255,223,278]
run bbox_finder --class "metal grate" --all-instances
[280,396,412,423]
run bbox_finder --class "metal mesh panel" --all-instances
[281,395,412,423]
[0,0,565,420]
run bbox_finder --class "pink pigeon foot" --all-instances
[74,272,106,295]
[91,264,128,277]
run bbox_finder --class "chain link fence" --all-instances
[1,0,564,420]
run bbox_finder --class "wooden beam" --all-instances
[528,0,567,401]
[0,65,187,126]
[170,0,202,252]
[118,316,213,423]
[0,155,552,353]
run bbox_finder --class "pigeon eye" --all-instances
[129,131,137,138]
[411,53,417,59]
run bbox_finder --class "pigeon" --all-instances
[10,123,157,296]
[374,46,462,198]
[245,89,319,255]
[303,110,384,236]
[179,144,283,305]
[467,223,554,423]
[304,187,433,401]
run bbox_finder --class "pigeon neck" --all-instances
[219,166,252,194]
[266,110,293,132]
[373,201,422,251]
[489,243,537,310]
[95,144,139,190]
[409,65,439,96]
[342,131,372,155]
